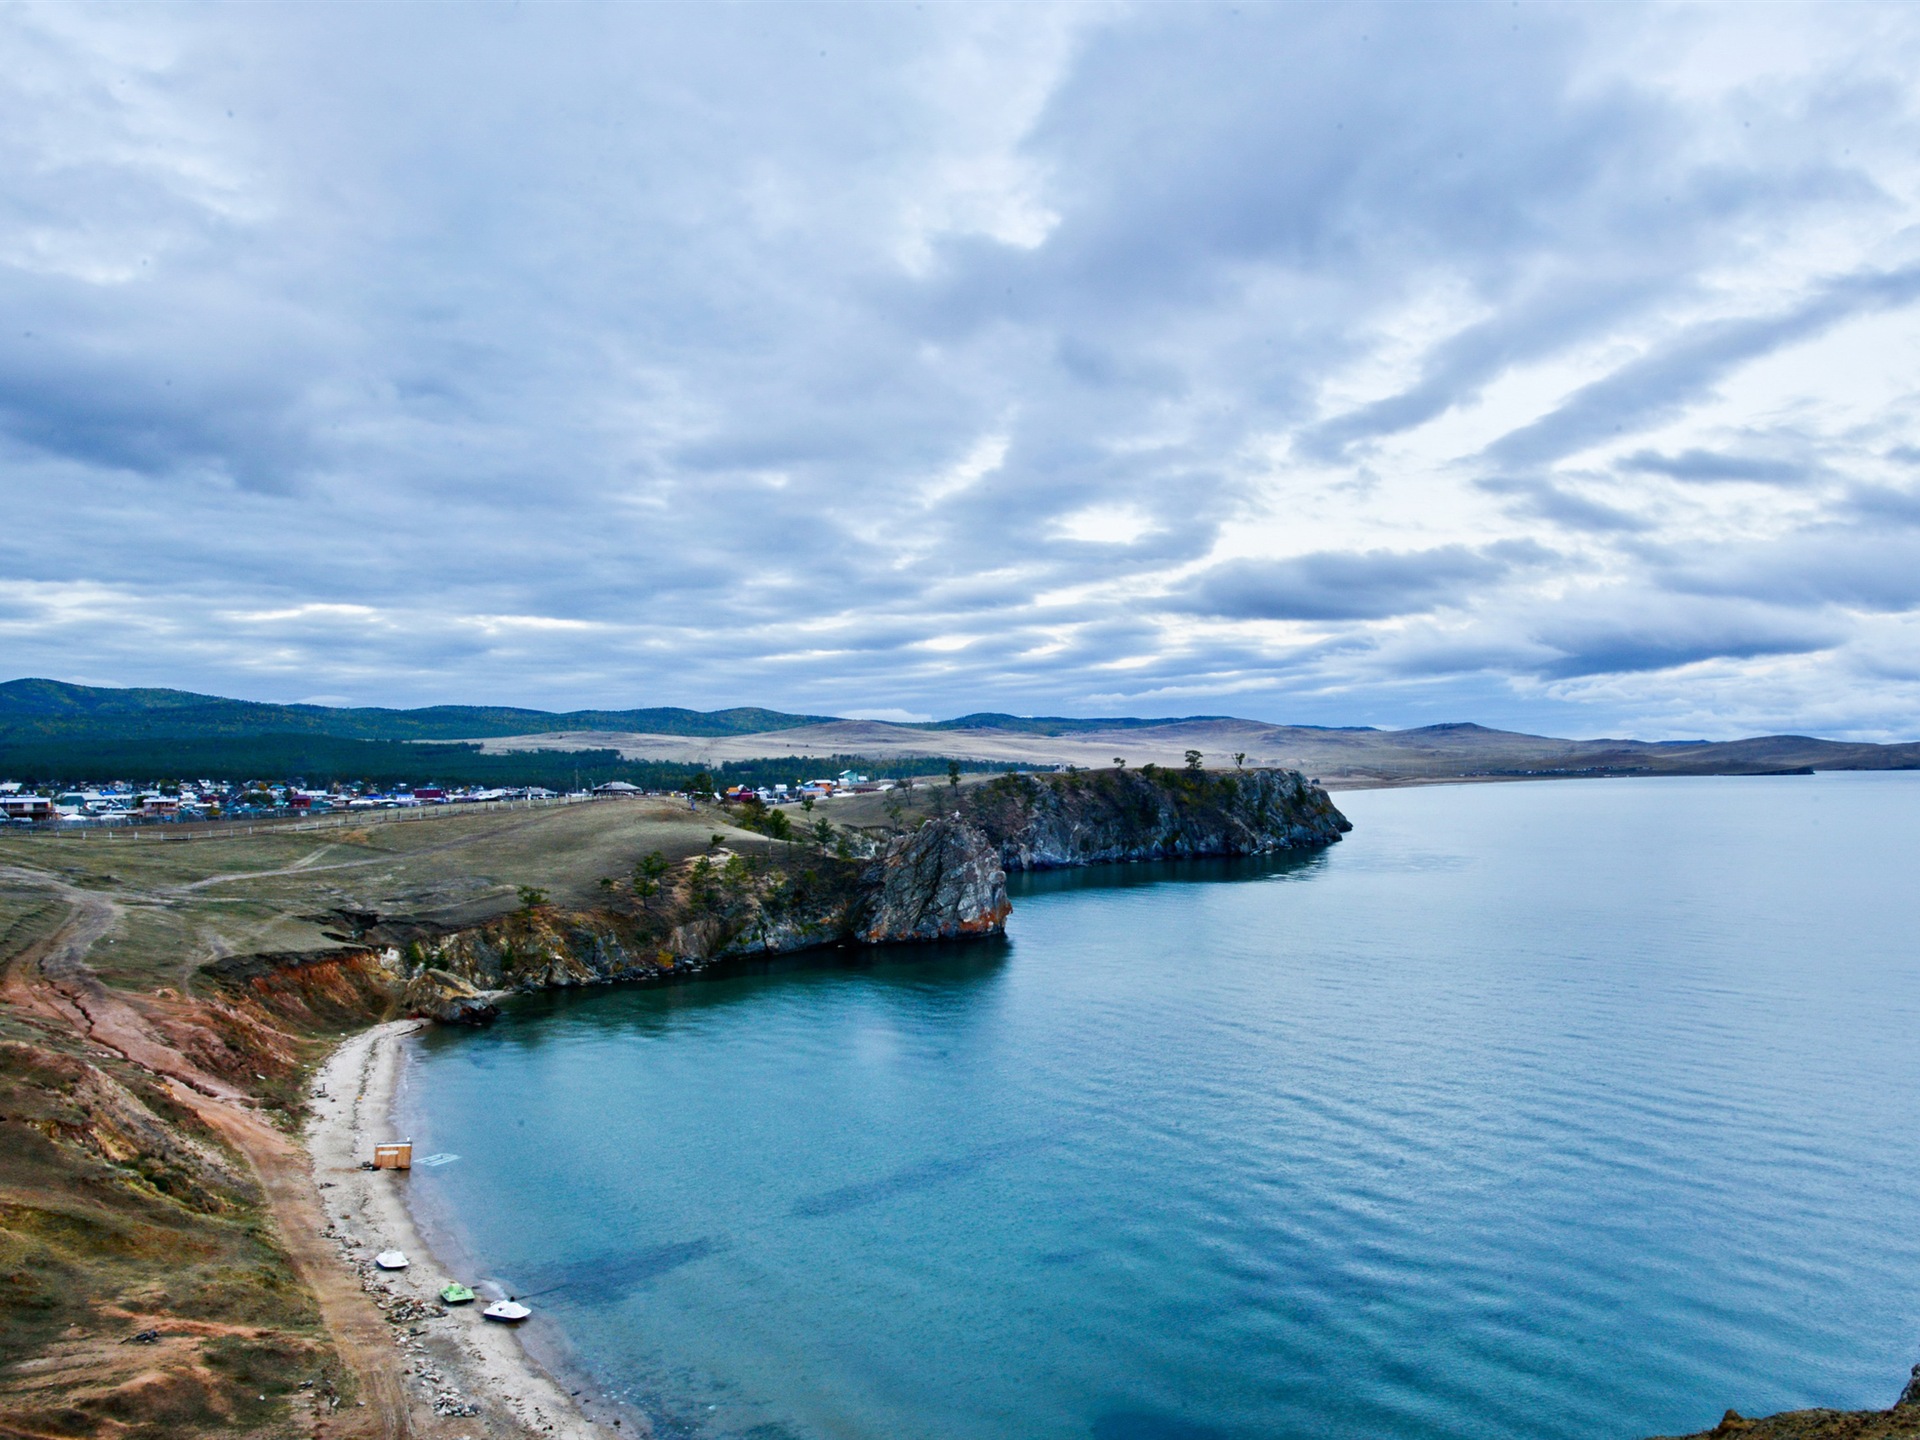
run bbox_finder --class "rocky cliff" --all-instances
[856,814,1011,943]
[246,815,1011,1025]
[961,765,1349,870]
[215,769,1342,1028]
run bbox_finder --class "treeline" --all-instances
[0,732,1003,791]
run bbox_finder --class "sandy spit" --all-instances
[308,1020,617,1440]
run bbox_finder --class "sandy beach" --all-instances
[308,1020,617,1440]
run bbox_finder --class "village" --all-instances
[0,768,898,828]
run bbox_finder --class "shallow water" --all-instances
[399,773,1920,1440]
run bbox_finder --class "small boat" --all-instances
[439,1283,476,1305]
[374,1251,409,1270]
[482,1300,531,1323]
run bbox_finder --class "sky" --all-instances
[5,3,1920,739]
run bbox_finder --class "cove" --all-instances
[396,773,1920,1440]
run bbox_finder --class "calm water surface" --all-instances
[398,774,1920,1440]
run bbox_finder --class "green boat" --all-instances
[439,1283,476,1305]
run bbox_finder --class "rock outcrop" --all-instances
[215,768,1340,1028]
[339,817,1011,1020]
[962,765,1349,871]
[400,968,500,1026]
[856,814,1010,943]
[1648,1361,1920,1437]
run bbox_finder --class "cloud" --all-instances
[1482,264,1920,472]
[1530,605,1843,679]
[1,4,1920,738]
[1478,476,1654,533]
[1180,541,1555,622]
[1619,448,1813,485]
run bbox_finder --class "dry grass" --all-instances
[0,797,777,995]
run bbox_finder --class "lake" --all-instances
[397,773,1920,1440]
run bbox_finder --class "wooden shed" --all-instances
[373,1141,412,1170]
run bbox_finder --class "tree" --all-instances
[633,851,670,910]
[763,807,794,842]
[1234,752,1247,770]
[690,770,713,798]
[813,817,834,848]
[516,885,550,913]
[1114,757,1126,770]
[947,760,961,788]
[687,857,719,914]
[801,795,815,813]
[1185,749,1204,773]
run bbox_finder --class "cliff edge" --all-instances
[961,764,1350,870]
[214,765,1345,1028]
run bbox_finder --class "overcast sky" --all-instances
[5,3,1920,738]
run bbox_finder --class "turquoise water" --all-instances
[398,774,1920,1440]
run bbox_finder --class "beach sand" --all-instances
[309,1020,621,1439]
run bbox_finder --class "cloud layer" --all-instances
[5,2,1920,738]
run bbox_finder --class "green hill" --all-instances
[0,678,830,744]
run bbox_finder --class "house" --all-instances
[0,794,54,821]
[594,781,643,796]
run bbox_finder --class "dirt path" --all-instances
[3,858,617,1440]
[0,867,415,1440]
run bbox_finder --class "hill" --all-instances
[5,679,1920,786]
[468,715,1920,782]
[0,678,828,742]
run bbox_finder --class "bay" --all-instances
[398,773,1920,1439]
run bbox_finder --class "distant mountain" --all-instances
[0,678,831,743]
[6,679,1918,784]
[913,712,1382,736]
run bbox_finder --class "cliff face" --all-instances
[856,815,1011,943]
[358,815,1012,1016]
[962,766,1350,871]
[214,770,1341,1028]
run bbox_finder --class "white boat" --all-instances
[482,1300,531,1322]
[374,1250,409,1270]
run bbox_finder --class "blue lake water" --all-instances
[398,773,1920,1440]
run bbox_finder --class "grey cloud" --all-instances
[1619,448,1813,486]
[1531,608,1842,679]
[1181,541,1554,622]
[1843,483,1920,527]
[1484,264,1920,470]
[1,4,1918,736]
[1477,477,1653,534]
[1665,532,1920,613]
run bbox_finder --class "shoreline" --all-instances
[308,1020,612,1440]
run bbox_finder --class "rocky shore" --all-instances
[211,765,1349,1028]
